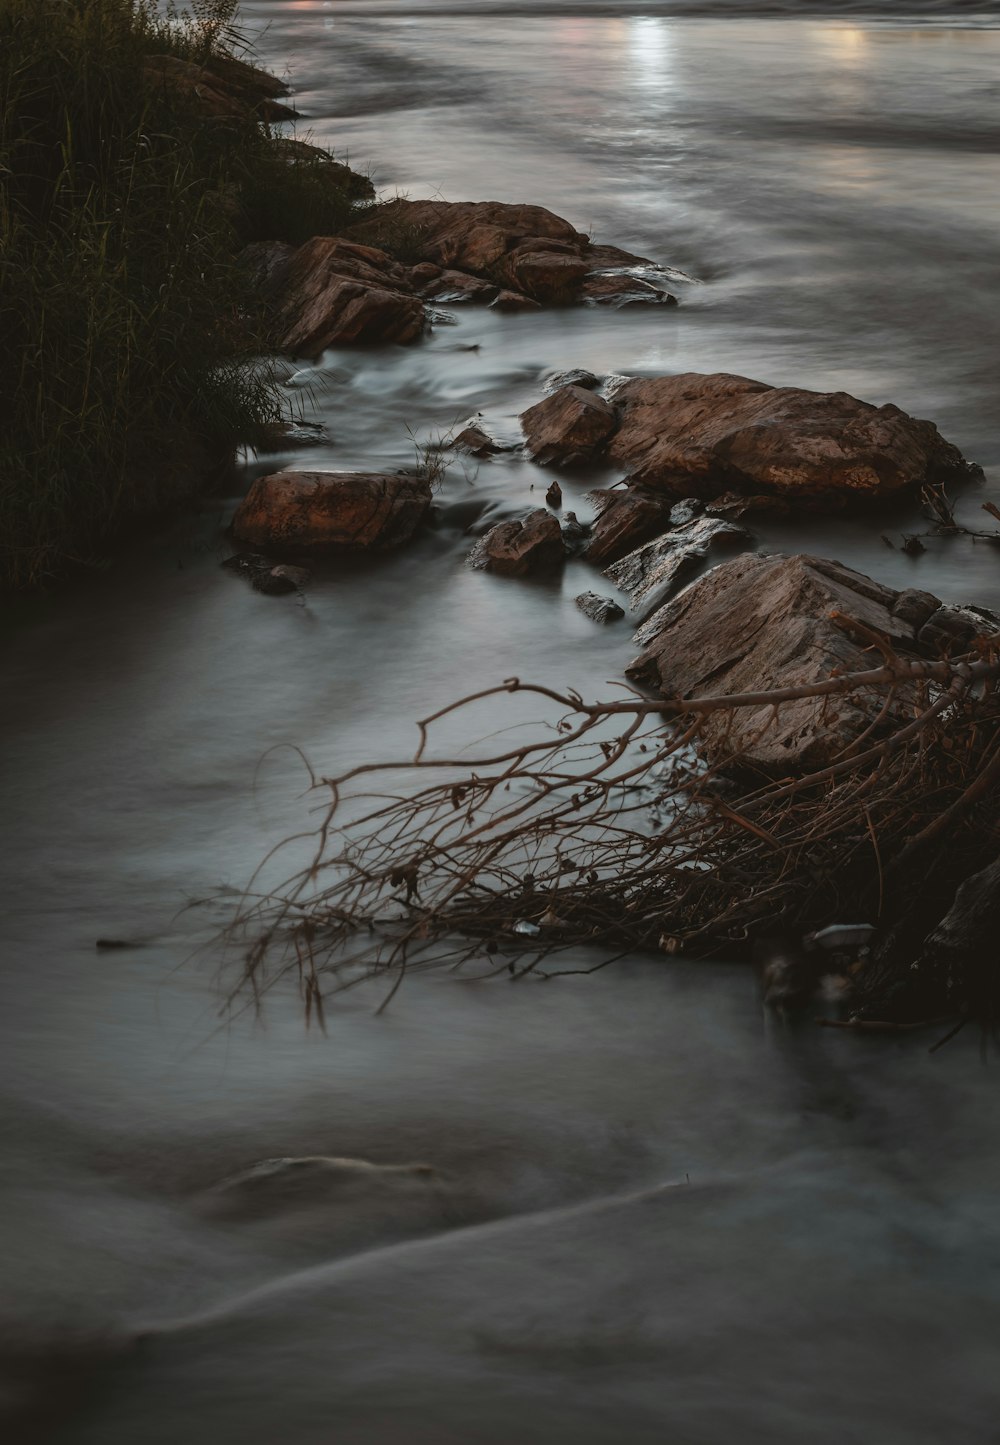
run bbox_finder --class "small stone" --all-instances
[545,480,562,508]
[575,592,625,624]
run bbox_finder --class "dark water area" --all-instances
[3,4,1000,1441]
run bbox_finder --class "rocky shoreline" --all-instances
[217,55,1000,1033]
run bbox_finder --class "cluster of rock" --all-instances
[521,371,975,519]
[248,200,676,356]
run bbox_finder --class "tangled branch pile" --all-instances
[227,629,1000,1024]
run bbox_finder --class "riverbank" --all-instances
[0,0,376,589]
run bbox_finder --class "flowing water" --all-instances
[3,4,1000,1440]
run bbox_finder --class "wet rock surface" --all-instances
[607,372,974,504]
[231,471,432,551]
[222,554,311,595]
[575,592,625,624]
[469,509,567,576]
[626,552,996,775]
[583,489,676,566]
[251,237,426,354]
[520,384,617,466]
[606,516,753,617]
[353,198,667,307]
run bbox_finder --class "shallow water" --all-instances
[3,5,1000,1441]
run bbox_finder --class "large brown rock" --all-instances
[520,385,617,466]
[231,472,432,551]
[608,373,973,504]
[353,200,666,306]
[253,238,425,355]
[625,552,995,776]
[468,510,567,577]
[583,489,676,566]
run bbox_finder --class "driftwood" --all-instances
[225,627,1000,1026]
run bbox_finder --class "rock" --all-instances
[273,139,375,200]
[490,289,541,313]
[352,199,666,307]
[891,588,941,631]
[917,603,1000,653]
[579,273,677,307]
[576,592,625,624]
[545,480,562,508]
[421,269,498,303]
[520,384,617,466]
[469,510,567,576]
[608,372,974,505]
[561,511,591,548]
[222,554,309,595]
[704,491,794,520]
[452,423,504,457]
[543,369,601,393]
[251,238,425,354]
[254,419,329,453]
[583,488,676,567]
[606,516,753,617]
[668,499,703,527]
[626,552,952,775]
[144,53,295,122]
[408,261,442,286]
[231,471,432,551]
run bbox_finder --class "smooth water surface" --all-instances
[3,5,1000,1440]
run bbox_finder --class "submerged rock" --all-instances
[626,552,997,775]
[469,510,567,576]
[579,273,677,307]
[520,384,617,466]
[231,471,432,551]
[575,592,625,624]
[222,554,310,595]
[608,372,974,504]
[490,288,541,313]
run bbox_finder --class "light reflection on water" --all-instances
[4,6,1000,1442]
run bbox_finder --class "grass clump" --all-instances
[0,0,365,588]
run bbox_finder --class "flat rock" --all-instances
[608,372,973,505]
[520,384,617,466]
[625,552,954,775]
[606,516,752,617]
[469,510,567,577]
[231,471,432,551]
[575,592,625,624]
[251,237,425,355]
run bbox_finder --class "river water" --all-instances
[3,4,1000,1441]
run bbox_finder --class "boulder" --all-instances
[251,238,425,354]
[352,199,666,307]
[231,471,432,551]
[583,488,676,566]
[575,592,625,624]
[608,373,974,505]
[625,552,994,776]
[469,510,566,577]
[452,423,505,457]
[520,384,617,466]
[606,516,752,617]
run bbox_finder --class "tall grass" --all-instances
[0,0,357,587]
